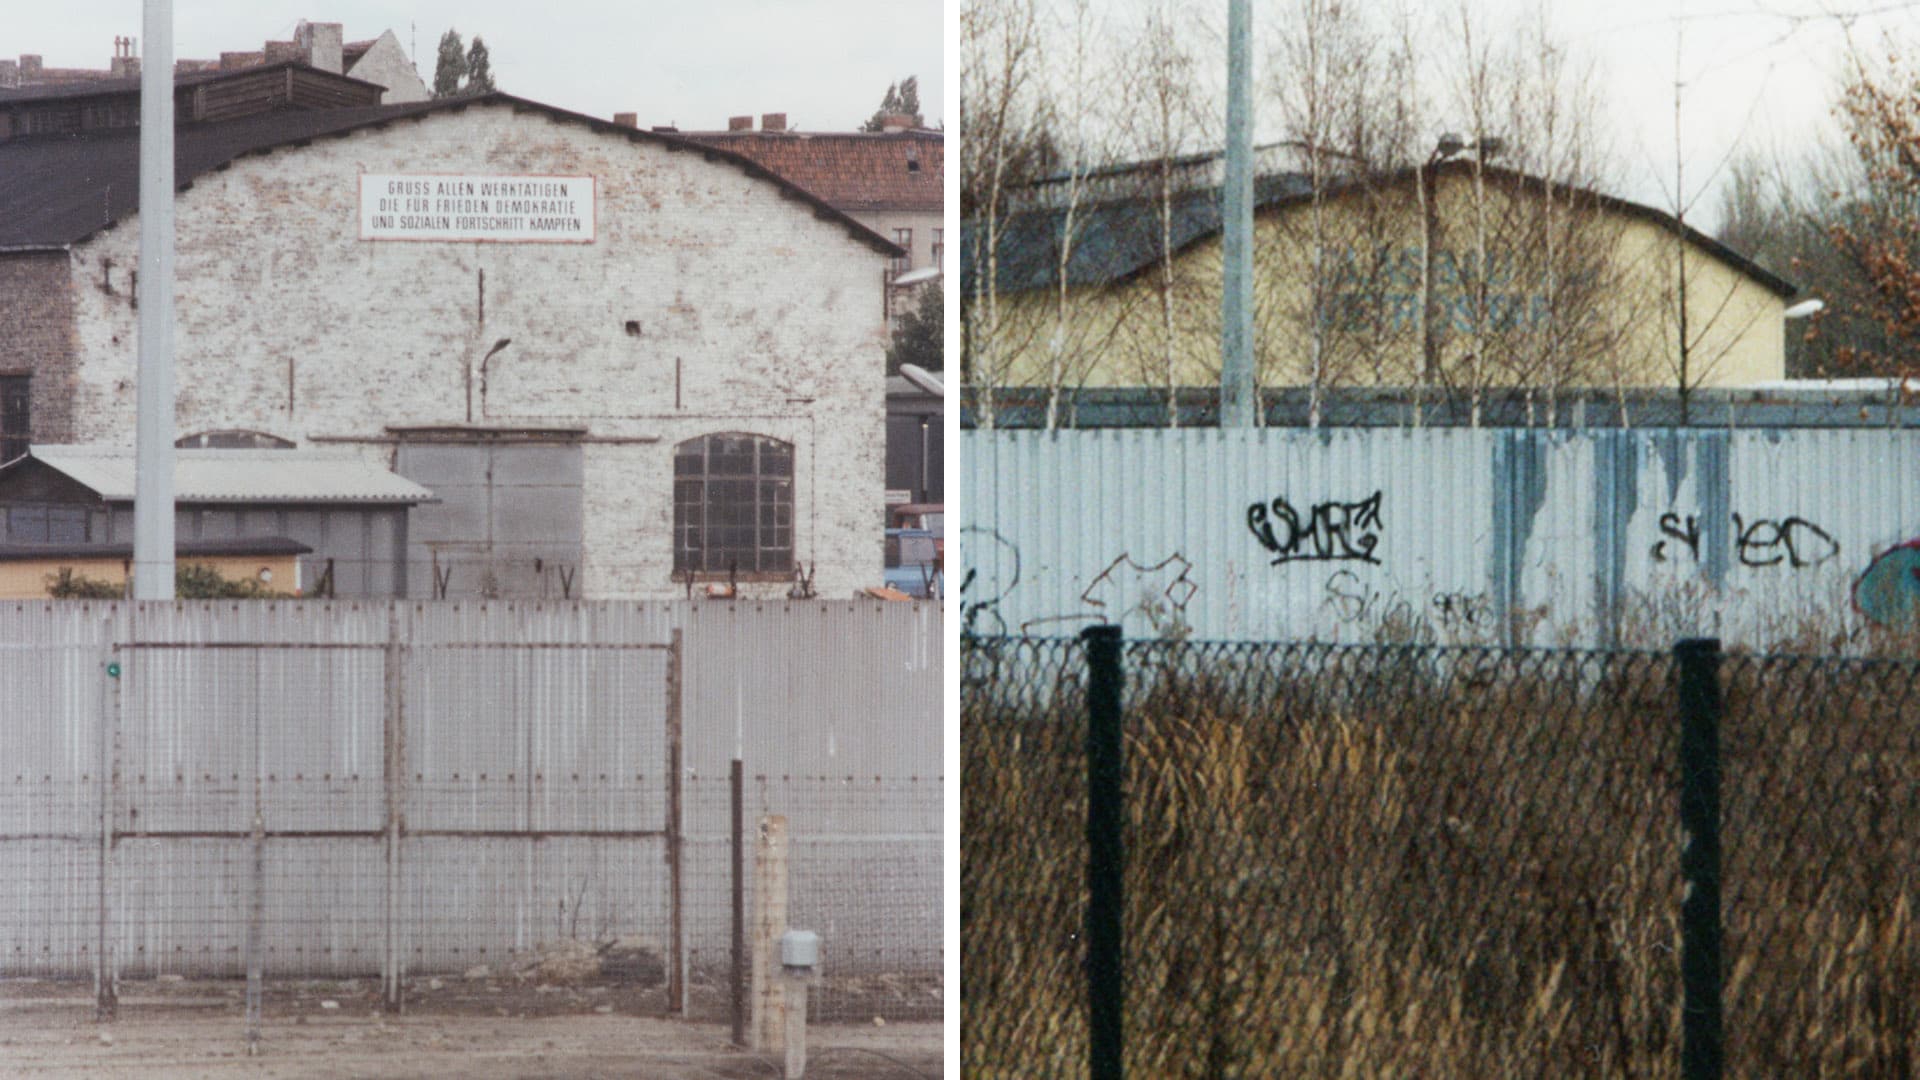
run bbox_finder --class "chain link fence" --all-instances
[962,632,1920,1076]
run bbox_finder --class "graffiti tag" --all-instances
[1854,540,1920,628]
[1652,513,1701,563]
[1248,491,1383,566]
[1651,511,1839,570]
[1734,514,1839,569]
[1432,590,1490,630]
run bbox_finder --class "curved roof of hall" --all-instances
[0,91,903,256]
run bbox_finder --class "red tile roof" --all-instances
[677,129,942,213]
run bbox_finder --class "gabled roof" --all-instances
[10,445,436,504]
[0,92,903,255]
[963,159,1797,298]
[676,128,943,213]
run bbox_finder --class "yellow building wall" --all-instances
[980,171,1786,392]
[0,554,303,599]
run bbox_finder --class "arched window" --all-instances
[176,430,295,449]
[673,434,794,577]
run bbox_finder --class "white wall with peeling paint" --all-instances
[962,428,1920,648]
[57,102,888,599]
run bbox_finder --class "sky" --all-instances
[2,1,945,133]
[1016,0,1920,234]
[1554,0,1919,227]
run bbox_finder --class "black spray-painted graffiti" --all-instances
[1652,512,1840,569]
[1248,491,1383,566]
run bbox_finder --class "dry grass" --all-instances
[961,643,1920,1077]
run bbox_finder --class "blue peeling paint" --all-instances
[1492,432,1552,645]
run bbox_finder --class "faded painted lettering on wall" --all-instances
[359,175,596,242]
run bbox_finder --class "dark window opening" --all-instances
[1,375,29,464]
[3,503,89,544]
[673,433,794,577]
[891,228,913,275]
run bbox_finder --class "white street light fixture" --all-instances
[1784,299,1825,320]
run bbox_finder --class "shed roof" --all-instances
[0,536,312,562]
[0,92,902,255]
[0,59,385,104]
[13,446,436,504]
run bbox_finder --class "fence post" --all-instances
[1676,638,1724,1080]
[382,605,407,1013]
[731,757,747,1047]
[667,628,687,1014]
[96,643,119,1022]
[1082,624,1124,1080]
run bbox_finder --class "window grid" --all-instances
[891,228,913,275]
[673,434,795,577]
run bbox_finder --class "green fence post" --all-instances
[1083,624,1124,1080]
[1676,637,1724,1080]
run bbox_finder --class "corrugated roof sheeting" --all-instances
[24,446,434,504]
[965,427,1920,648]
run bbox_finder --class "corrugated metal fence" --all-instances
[963,427,1920,646]
[0,600,941,1019]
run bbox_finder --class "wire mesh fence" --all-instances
[2,600,942,1039]
[961,632,1920,1076]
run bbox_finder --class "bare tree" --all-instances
[1642,20,1777,421]
[1037,0,1123,430]
[960,0,1047,430]
[1116,2,1213,427]
[1254,0,1442,426]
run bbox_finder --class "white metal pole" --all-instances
[1220,0,1256,428]
[133,0,177,599]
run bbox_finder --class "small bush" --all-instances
[45,563,289,599]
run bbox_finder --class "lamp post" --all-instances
[1219,0,1255,429]
[468,337,512,422]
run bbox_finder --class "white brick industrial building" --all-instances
[0,81,900,599]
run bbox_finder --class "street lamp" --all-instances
[467,337,512,422]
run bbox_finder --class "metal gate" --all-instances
[88,628,682,1015]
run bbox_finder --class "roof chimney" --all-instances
[613,112,637,128]
[761,112,786,132]
[296,22,344,75]
[881,113,916,133]
[728,115,752,132]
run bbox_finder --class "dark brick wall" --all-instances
[0,250,76,445]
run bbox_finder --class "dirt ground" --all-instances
[0,976,943,1079]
